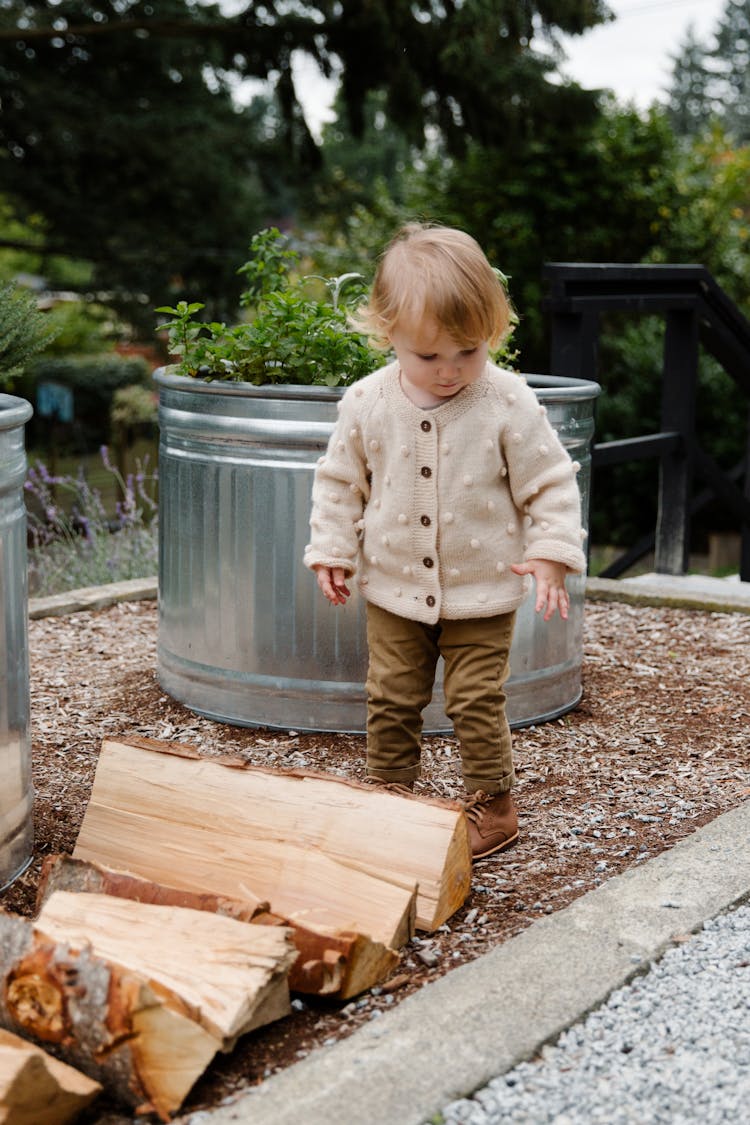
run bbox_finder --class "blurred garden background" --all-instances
[1,0,749,594]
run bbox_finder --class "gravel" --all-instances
[438,901,750,1125]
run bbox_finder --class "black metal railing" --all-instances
[544,264,750,581]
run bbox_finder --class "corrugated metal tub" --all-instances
[155,371,599,733]
[0,394,34,889]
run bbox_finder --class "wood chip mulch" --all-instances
[3,596,749,1123]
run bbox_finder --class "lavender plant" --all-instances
[25,448,158,596]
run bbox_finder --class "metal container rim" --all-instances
[0,394,33,429]
[525,373,602,402]
[153,368,343,403]
[153,368,601,403]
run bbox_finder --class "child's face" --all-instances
[389,318,489,407]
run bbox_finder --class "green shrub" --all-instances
[41,300,122,357]
[0,282,56,387]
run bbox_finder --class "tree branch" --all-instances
[0,16,263,42]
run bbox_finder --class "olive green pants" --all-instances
[365,602,516,795]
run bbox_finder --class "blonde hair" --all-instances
[356,223,513,350]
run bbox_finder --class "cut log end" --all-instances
[0,1029,101,1125]
[424,813,473,931]
[0,895,296,1122]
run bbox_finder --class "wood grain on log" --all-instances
[75,737,471,938]
[38,857,398,1000]
[0,894,296,1121]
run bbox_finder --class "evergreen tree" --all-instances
[714,0,750,141]
[668,0,750,142]
[667,28,714,137]
[0,1,326,326]
[0,0,611,327]
[321,0,610,152]
[401,103,683,366]
[0,282,56,385]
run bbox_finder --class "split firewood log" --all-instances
[39,855,399,1000]
[0,1028,101,1125]
[0,907,215,1119]
[36,853,268,922]
[252,912,399,999]
[0,894,296,1120]
[36,891,296,1045]
[74,736,471,939]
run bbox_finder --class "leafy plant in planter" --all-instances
[156,228,382,387]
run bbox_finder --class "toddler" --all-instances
[304,223,586,859]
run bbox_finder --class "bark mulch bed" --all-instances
[3,596,749,1122]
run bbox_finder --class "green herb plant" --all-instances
[156,229,382,387]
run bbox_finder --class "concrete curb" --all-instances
[184,801,750,1125]
[586,575,750,616]
[28,576,157,620]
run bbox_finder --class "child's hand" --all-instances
[511,559,571,621]
[313,565,351,606]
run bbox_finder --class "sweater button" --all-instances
[426,595,436,607]
[420,420,431,432]
[423,557,434,568]
[420,515,431,526]
[421,466,432,478]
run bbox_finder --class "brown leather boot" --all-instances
[463,790,519,860]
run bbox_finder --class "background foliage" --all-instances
[0,280,56,382]
[22,354,151,451]
[2,0,749,559]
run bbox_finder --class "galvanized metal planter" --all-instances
[155,370,599,733]
[0,394,34,890]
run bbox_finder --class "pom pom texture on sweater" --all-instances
[304,361,585,624]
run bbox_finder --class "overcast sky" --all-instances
[289,0,728,138]
[558,0,726,107]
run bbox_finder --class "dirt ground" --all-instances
[3,595,749,1122]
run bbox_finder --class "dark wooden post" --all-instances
[549,310,599,382]
[655,309,699,574]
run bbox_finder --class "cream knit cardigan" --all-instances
[304,360,586,625]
